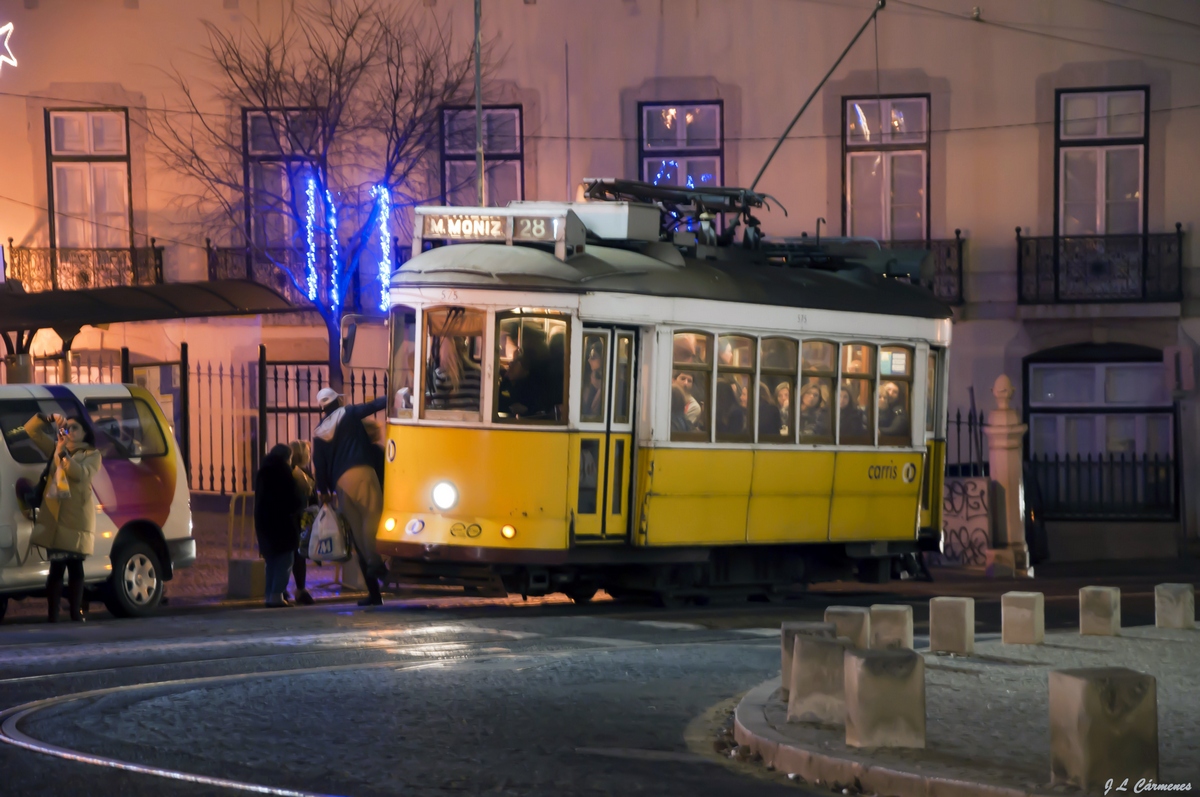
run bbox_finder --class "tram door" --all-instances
[571,328,637,542]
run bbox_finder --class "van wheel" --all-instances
[104,543,164,618]
[0,596,8,623]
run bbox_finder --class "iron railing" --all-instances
[883,231,964,305]
[1016,225,1183,304]
[205,242,316,307]
[946,407,989,478]
[1026,453,1177,521]
[5,240,164,292]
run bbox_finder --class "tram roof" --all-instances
[393,242,953,320]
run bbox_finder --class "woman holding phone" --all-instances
[28,414,102,622]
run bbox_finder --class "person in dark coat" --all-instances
[255,444,304,608]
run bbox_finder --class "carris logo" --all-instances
[902,463,918,483]
[868,464,899,481]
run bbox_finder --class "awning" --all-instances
[0,279,298,331]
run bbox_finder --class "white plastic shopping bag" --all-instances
[308,504,352,564]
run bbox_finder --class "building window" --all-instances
[243,109,321,250]
[1057,88,1147,236]
[441,106,523,207]
[47,110,132,249]
[843,96,928,241]
[639,102,723,189]
[1028,361,1172,458]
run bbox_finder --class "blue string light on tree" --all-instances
[304,176,318,302]
[325,188,340,311]
[372,184,393,312]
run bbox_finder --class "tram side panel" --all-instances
[827,451,925,542]
[745,450,836,543]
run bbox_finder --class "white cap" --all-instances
[316,387,342,408]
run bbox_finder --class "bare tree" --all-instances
[151,1,488,388]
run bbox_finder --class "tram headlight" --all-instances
[432,481,458,511]
[501,524,517,539]
[384,517,396,532]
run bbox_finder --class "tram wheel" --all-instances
[566,587,598,604]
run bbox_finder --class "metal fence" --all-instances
[946,407,988,478]
[1016,225,1183,304]
[1026,453,1177,521]
[883,231,964,305]
[5,241,164,292]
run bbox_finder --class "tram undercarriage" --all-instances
[379,541,926,605]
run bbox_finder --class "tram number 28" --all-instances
[514,217,554,242]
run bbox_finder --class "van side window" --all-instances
[0,398,82,464]
[85,398,168,458]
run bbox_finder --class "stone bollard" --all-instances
[929,597,975,655]
[788,635,854,725]
[1050,667,1158,789]
[1002,591,1045,645]
[1079,586,1121,636]
[1154,583,1195,630]
[869,604,913,649]
[780,622,836,700]
[844,647,925,748]
[824,606,871,649]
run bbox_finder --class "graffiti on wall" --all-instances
[928,476,991,566]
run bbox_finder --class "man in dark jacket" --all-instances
[312,388,388,606]
[255,444,304,608]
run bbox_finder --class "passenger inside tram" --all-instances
[774,381,791,436]
[799,380,831,439]
[670,386,695,433]
[839,382,869,440]
[758,381,782,439]
[716,377,747,436]
[427,336,482,411]
[878,380,911,439]
[581,339,606,421]
[671,371,704,428]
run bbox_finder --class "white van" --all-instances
[0,383,195,621]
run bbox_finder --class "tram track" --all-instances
[0,627,776,795]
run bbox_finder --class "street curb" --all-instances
[733,678,1048,797]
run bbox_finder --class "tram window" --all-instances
[580,333,607,424]
[839,344,875,445]
[760,338,798,444]
[578,439,599,514]
[800,341,836,444]
[613,333,634,425]
[879,345,914,446]
[423,306,484,416]
[389,306,416,420]
[926,352,937,433]
[670,331,712,441]
[494,311,569,424]
[716,335,754,442]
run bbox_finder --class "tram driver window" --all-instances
[670,332,712,441]
[716,335,754,442]
[390,306,417,419]
[760,338,798,444]
[423,306,484,416]
[580,332,607,423]
[494,311,569,424]
[879,346,914,446]
[800,341,836,444]
[839,343,875,445]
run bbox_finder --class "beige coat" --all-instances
[27,423,102,556]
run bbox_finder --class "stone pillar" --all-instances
[780,621,836,700]
[788,635,854,725]
[1002,591,1045,645]
[844,648,926,749]
[1050,668,1158,789]
[824,606,870,649]
[929,597,975,655]
[983,374,1030,575]
[869,604,914,650]
[1079,586,1121,636]
[1155,583,1195,630]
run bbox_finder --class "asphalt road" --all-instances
[0,570,1194,797]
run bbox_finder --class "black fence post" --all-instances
[1015,227,1023,304]
[179,342,191,485]
[119,347,132,384]
[257,344,268,468]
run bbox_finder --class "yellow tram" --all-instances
[365,181,951,603]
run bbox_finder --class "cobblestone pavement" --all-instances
[0,602,818,797]
[1,572,1195,797]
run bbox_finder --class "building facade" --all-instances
[1,0,1197,559]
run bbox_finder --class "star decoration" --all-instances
[0,23,15,73]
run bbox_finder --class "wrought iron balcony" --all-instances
[1016,225,1183,304]
[4,240,164,292]
[206,242,316,308]
[882,231,964,305]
